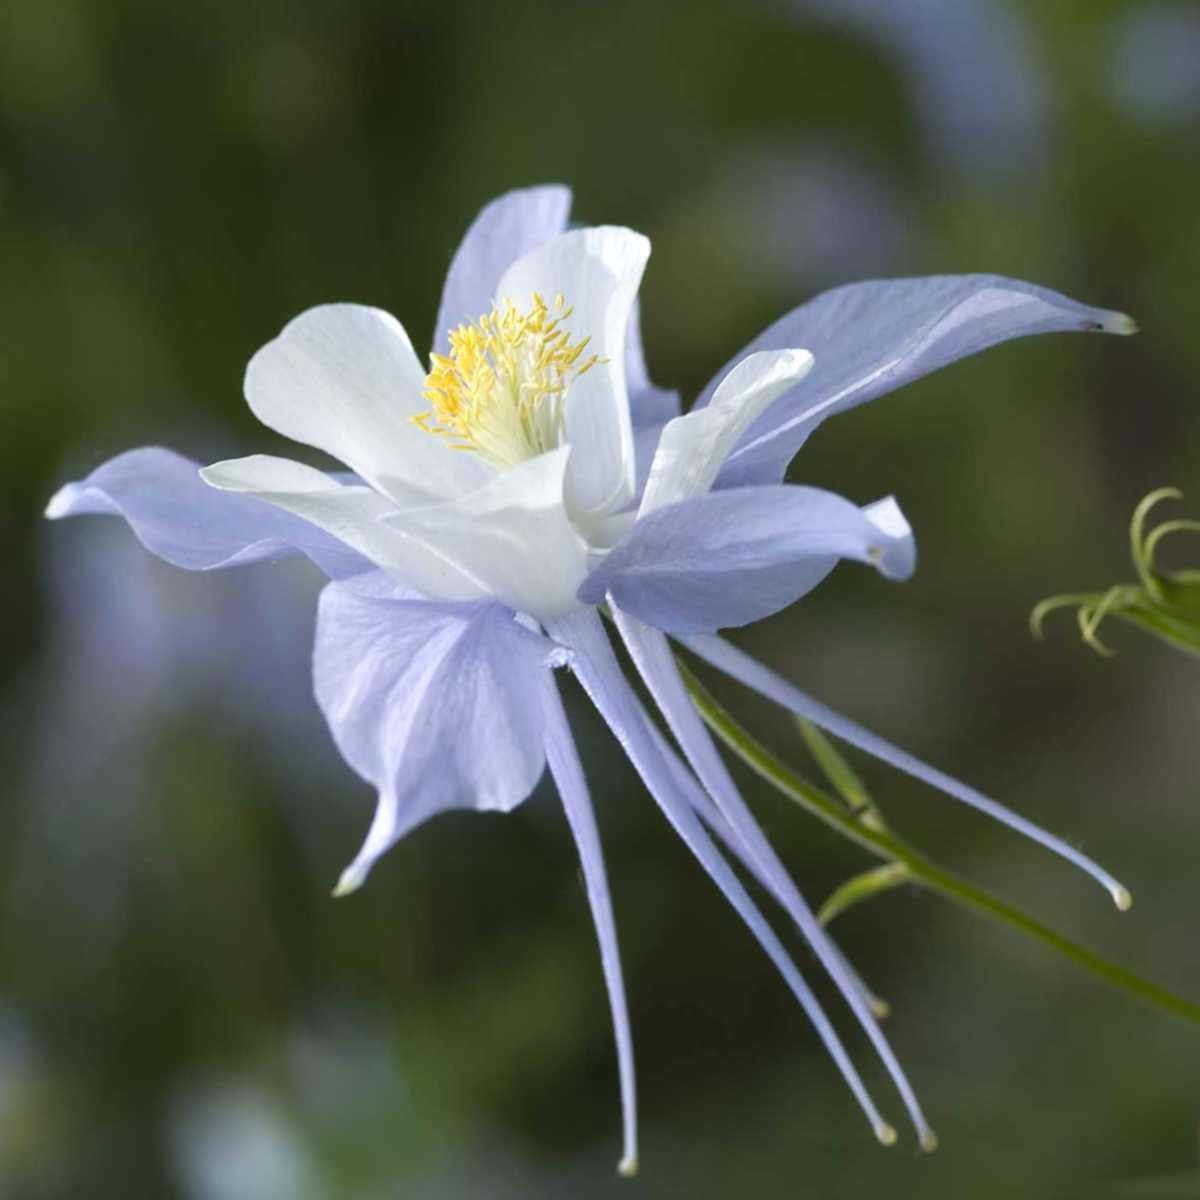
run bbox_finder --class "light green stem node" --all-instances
[796,716,887,832]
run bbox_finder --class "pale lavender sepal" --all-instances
[45,447,373,580]
[432,185,572,356]
[540,672,638,1177]
[630,423,667,502]
[625,296,680,431]
[696,275,1135,488]
[543,609,892,1142]
[578,486,915,633]
[681,632,1130,909]
[614,610,934,1146]
[315,577,558,891]
[625,299,678,491]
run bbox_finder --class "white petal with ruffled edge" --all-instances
[244,304,494,507]
[496,227,649,520]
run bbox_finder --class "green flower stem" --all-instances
[678,658,1200,1027]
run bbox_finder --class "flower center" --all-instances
[414,293,603,471]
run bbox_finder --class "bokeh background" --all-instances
[4,1,1200,1196]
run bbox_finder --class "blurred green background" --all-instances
[4,0,1200,1196]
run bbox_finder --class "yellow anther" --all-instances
[414,292,605,470]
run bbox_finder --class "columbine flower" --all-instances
[47,184,1136,1172]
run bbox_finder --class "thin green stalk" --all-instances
[819,862,912,926]
[678,659,1200,1027]
[796,716,888,833]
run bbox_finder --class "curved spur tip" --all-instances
[1098,311,1138,336]
[44,486,75,519]
[920,1129,939,1153]
[874,1120,898,1148]
[331,868,364,899]
[1112,884,1133,912]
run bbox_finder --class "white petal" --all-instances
[200,455,488,602]
[639,349,813,516]
[244,304,493,506]
[380,446,589,620]
[496,227,650,519]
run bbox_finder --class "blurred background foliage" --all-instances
[3,0,1200,1196]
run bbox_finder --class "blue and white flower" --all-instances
[47,184,1135,1172]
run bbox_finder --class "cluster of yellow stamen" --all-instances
[414,293,604,470]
